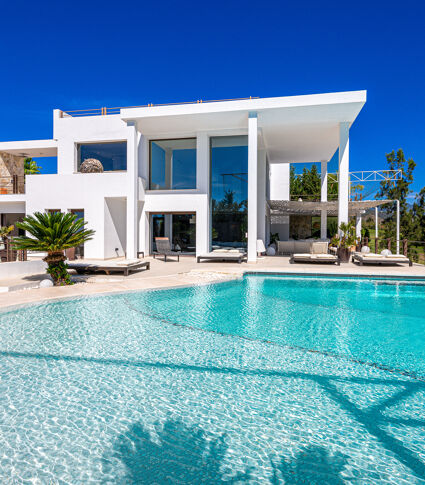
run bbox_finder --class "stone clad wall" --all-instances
[289,215,312,239]
[0,152,25,194]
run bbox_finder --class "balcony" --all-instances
[0,175,25,195]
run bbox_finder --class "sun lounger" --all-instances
[68,259,150,276]
[153,237,180,262]
[352,252,412,266]
[290,253,340,265]
[197,249,246,263]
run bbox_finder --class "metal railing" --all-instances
[360,237,425,265]
[0,239,27,262]
[0,175,25,195]
[61,96,259,117]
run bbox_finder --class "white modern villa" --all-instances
[0,90,367,262]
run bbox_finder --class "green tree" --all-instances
[412,187,425,241]
[290,164,338,200]
[13,212,94,286]
[376,149,416,239]
[24,157,42,175]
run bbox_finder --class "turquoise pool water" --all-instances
[1,274,425,483]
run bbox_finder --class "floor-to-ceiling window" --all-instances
[210,135,248,248]
[149,138,196,190]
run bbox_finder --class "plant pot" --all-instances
[337,247,351,263]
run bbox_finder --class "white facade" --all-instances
[0,91,366,262]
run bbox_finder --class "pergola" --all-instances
[269,198,401,253]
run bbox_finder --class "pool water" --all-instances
[1,274,425,483]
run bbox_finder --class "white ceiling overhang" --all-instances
[0,139,57,157]
[121,91,366,163]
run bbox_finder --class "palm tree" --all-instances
[24,157,42,175]
[13,212,95,286]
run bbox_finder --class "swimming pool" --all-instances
[1,274,425,483]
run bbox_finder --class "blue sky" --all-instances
[1,0,424,196]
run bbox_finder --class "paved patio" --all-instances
[0,255,424,310]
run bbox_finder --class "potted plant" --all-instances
[330,221,358,263]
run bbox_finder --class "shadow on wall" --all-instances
[103,418,349,484]
[103,418,252,484]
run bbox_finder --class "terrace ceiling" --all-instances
[121,91,366,165]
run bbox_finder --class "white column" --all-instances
[356,214,362,238]
[396,199,400,254]
[257,150,266,245]
[164,214,173,242]
[126,121,138,259]
[196,133,210,255]
[247,113,258,262]
[375,206,378,239]
[338,122,350,233]
[165,148,172,189]
[320,160,328,239]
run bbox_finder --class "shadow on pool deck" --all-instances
[2,349,425,481]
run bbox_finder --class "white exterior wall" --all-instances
[26,173,128,259]
[53,113,128,175]
[269,163,290,241]
[143,191,209,256]
[104,198,127,258]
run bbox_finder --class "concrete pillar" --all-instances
[196,133,210,254]
[375,206,379,239]
[126,121,138,259]
[164,214,173,243]
[257,150,266,245]
[338,122,350,233]
[320,160,328,239]
[356,214,362,239]
[396,199,400,254]
[138,203,149,255]
[165,148,172,189]
[247,113,258,262]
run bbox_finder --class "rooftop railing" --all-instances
[60,96,259,117]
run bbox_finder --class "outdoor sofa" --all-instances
[289,241,340,265]
[197,249,247,263]
[277,239,330,255]
[352,252,412,266]
[68,259,150,276]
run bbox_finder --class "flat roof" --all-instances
[0,139,57,157]
[121,90,367,164]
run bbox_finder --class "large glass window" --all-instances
[149,138,196,189]
[150,213,196,253]
[77,142,127,172]
[210,135,248,248]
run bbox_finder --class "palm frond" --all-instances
[13,211,95,252]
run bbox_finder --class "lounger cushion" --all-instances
[311,242,328,254]
[115,259,142,267]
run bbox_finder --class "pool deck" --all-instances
[1,255,425,310]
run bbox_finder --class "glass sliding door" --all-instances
[150,213,196,254]
[210,136,248,248]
